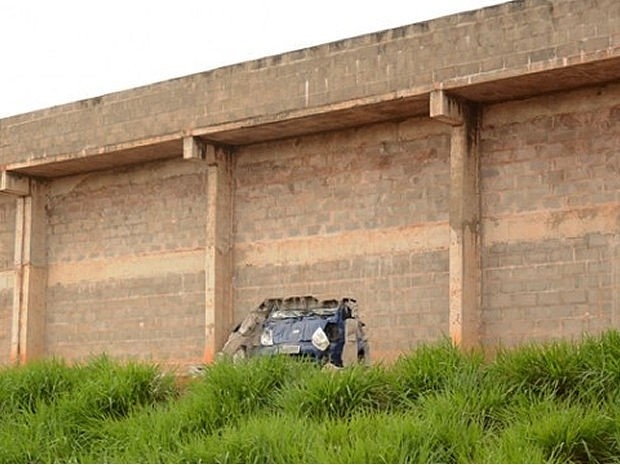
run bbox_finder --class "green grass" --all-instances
[3,332,620,463]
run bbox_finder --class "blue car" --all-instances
[220,296,369,367]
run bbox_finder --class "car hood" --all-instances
[265,317,331,344]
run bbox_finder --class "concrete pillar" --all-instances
[184,138,234,362]
[2,172,47,363]
[10,196,25,363]
[430,90,481,348]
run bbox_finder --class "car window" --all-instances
[269,306,339,319]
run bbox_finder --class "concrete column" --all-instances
[184,138,234,362]
[2,173,47,363]
[10,196,26,363]
[430,90,481,348]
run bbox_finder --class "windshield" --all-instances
[269,306,339,320]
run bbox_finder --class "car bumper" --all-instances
[257,340,345,365]
[258,342,326,358]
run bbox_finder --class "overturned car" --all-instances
[220,296,369,367]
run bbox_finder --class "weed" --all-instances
[1,331,620,462]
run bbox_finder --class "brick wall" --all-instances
[0,196,15,363]
[233,118,451,361]
[45,159,208,365]
[1,0,619,366]
[480,82,620,347]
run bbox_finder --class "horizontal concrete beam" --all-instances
[0,171,30,196]
[6,137,184,179]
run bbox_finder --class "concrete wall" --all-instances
[481,82,620,346]
[45,160,208,365]
[1,0,618,164]
[234,119,451,359]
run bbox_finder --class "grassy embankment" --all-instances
[2,331,620,463]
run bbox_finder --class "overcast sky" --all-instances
[0,0,508,119]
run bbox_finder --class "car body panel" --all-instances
[220,296,369,366]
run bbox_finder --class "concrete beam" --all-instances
[430,90,467,126]
[1,171,30,196]
[184,136,219,165]
[183,136,205,160]
[203,147,234,362]
[430,91,481,349]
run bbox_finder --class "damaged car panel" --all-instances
[220,296,369,367]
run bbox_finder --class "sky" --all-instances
[0,0,508,119]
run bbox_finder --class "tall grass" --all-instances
[389,338,484,404]
[489,330,620,403]
[278,363,397,419]
[0,357,76,415]
[0,354,177,463]
[2,331,620,463]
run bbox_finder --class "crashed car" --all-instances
[220,296,369,367]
